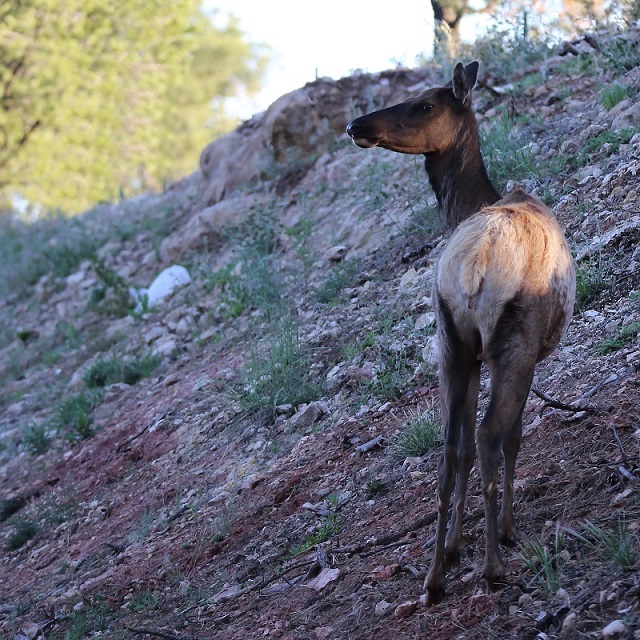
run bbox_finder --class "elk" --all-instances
[346,61,575,603]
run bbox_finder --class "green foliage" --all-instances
[459,14,557,80]
[480,112,555,190]
[575,254,614,310]
[21,422,51,455]
[84,352,161,388]
[599,84,628,110]
[367,344,414,400]
[88,260,135,317]
[392,407,440,459]
[6,518,39,550]
[569,519,638,568]
[600,34,640,74]
[290,513,340,556]
[314,259,360,304]
[128,590,158,612]
[570,129,637,170]
[364,479,385,498]
[0,1,268,213]
[596,321,640,355]
[519,526,566,596]
[62,596,110,639]
[55,391,99,440]
[236,317,321,422]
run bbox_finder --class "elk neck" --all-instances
[423,120,501,230]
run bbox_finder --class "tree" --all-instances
[0,0,268,214]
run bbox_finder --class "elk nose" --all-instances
[346,120,359,138]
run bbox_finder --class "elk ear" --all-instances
[451,61,479,107]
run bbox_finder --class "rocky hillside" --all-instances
[1,26,639,640]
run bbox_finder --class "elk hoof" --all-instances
[444,547,461,566]
[500,531,518,548]
[425,584,447,606]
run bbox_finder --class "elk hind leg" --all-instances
[425,355,476,603]
[477,362,534,587]
[444,360,480,560]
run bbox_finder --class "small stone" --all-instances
[394,599,418,619]
[399,267,418,287]
[602,619,626,639]
[562,611,577,634]
[326,245,348,262]
[307,567,340,591]
[415,312,436,330]
[374,600,392,616]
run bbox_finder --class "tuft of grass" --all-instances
[290,513,340,556]
[236,317,321,423]
[570,128,636,170]
[519,526,565,596]
[596,322,640,355]
[314,259,360,304]
[128,590,158,612]
[84,352,161,388]
[364,479,385,498]
[575,254,614,311]
[392,406,440,459]
[480,113,551,190]
[6,518,39,550]
[570,519,638,569]
[55,391,99,440]
[367,345,414,400]
[600,34,640,74]
[21,422,51,455]
[599,83,627,110]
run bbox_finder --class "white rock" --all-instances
[602,619,626,638]
[422,334,440,366]
[132,265,191,310]
[399,267,418,287]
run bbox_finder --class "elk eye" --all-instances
[421,104,433,113]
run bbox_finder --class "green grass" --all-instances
[6,517,39,550]
[596,322,640,355]
[571,519,638,568]
[575,254,615,311]
[236,317,321,422]
[392,406,440,459]
[570,128,637,170]
[519,526,566,596]
[128,589,158,612]
[21,422,51,455]
[599,84,628,110]
[84,352,161,388]
[290,513,340,556]
[314,259,360,304]
[54,391,99,440]
[600,34,640,74]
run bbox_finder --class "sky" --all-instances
[204,0,437,120]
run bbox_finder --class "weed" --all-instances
[570,128,636,170]
[367,345,414,400]
[575,254,614,310]
[128,589,158,612]
[599,83,628,110]
[89,260,134,317]
[568,519,638,568]
[130,508,158,542]
[314,259,360,304]
[236,316,321,422]
[63,595,109,639]
[392,406,440,459]
[600,34,640,74]
[596,321,640,355]
[55,391,99,440]
[290,513,340,555]
[6,518,39,550]
[84,352,161,388]
[519,525,565,595]
[480,112,550,190]
[21,422,51,455]
[364,479,385,497]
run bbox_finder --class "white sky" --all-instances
[204,0,436,119]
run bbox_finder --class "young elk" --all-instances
[346,62,575,603]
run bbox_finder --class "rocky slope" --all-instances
[0,27,639,640]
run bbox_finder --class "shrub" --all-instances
[392,406,440,459]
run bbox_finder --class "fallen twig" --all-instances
[125,626,192,640]
[531,386,598,413]
[355,435,385,454]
